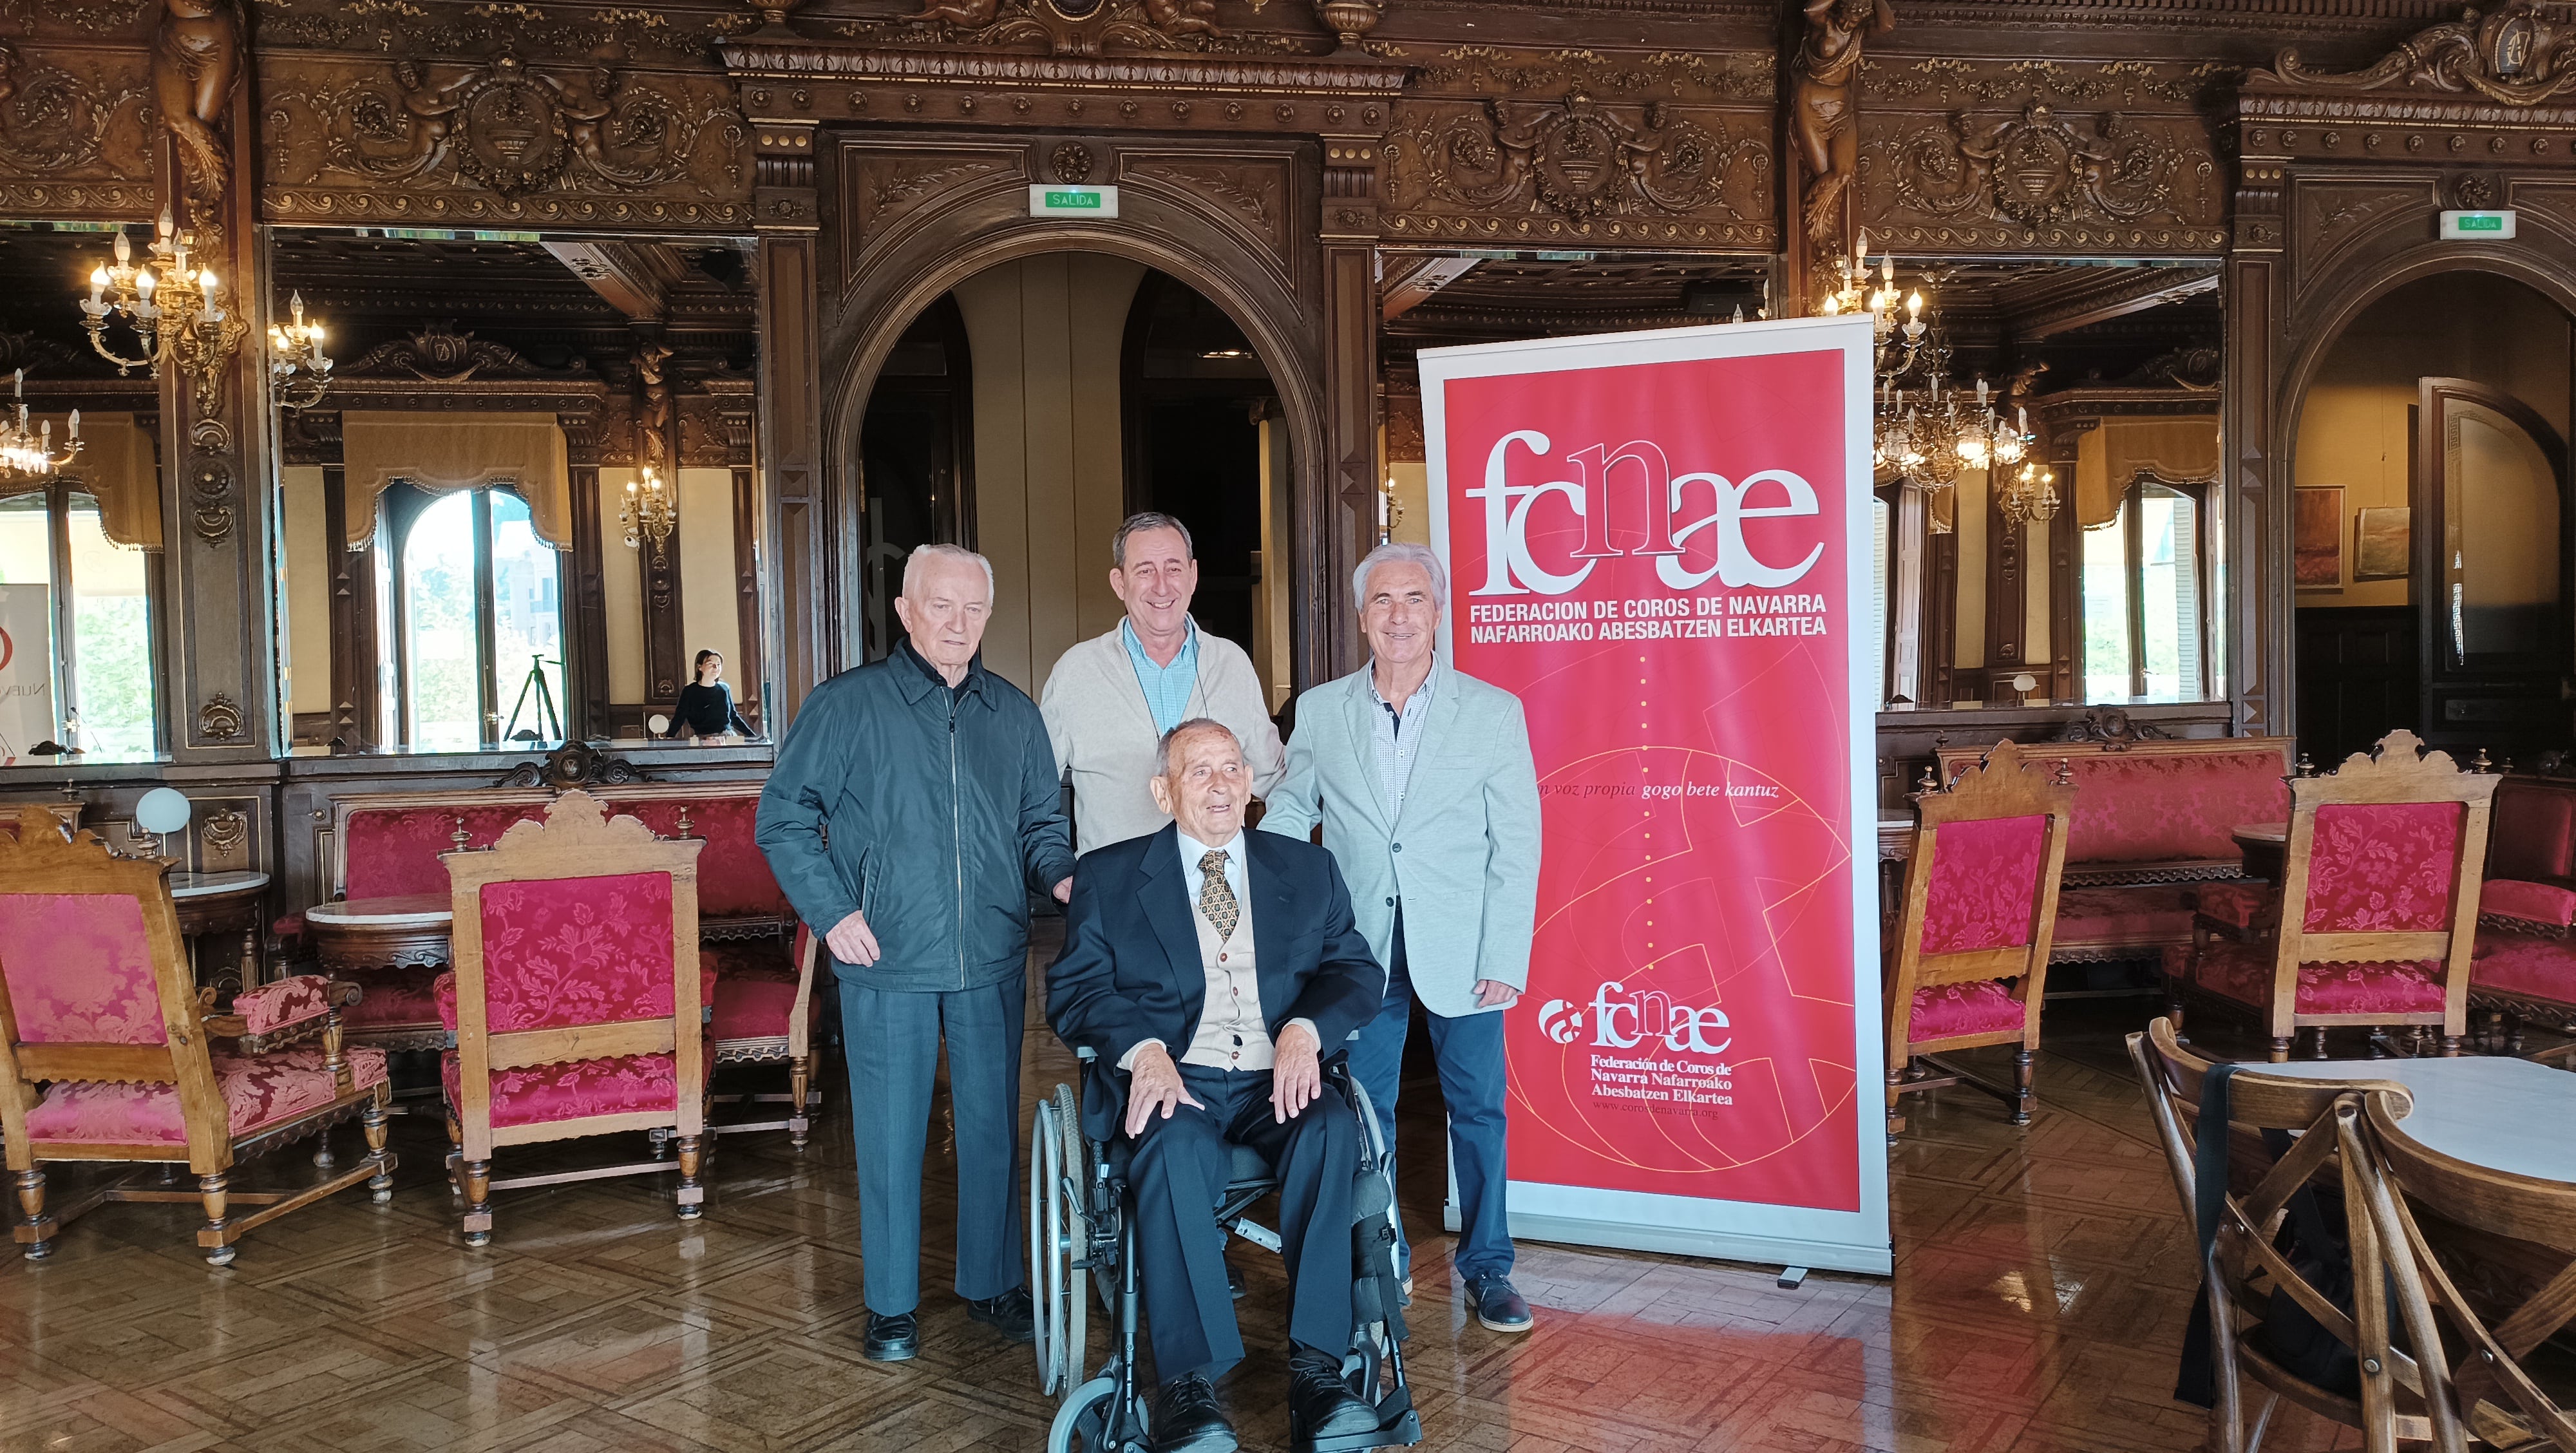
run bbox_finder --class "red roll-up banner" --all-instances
[1424,317,1889,1273]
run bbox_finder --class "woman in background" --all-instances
[665,649,761,739]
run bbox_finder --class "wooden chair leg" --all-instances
[2009,1049,2035,1126]
[1884,1059,1906,1141]
[363,1092,395,1204]
[2268,1034,2292,1063]
[789,1055,813,1150]
[2365,1025,2389,1059]
[675,1135,706,1220]
[199,1173,234,1267]
[2307,1026,2331,1060]
[2506,1012,2526,1056]
[462,1161,493,1247]
[15,1168,53,1260]
[444,1112,464,1199]
[2439,1032,2464,1057]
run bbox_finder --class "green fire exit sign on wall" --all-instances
[2439,209,2516,239]
[1028,185,1119,218]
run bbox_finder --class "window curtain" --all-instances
[343,411,573,551]
[0,412,161,549]
[2075,417,2220,529]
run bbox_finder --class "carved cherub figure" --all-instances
[155,0,242,213]
[1791,0,1895,243]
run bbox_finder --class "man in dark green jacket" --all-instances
[756,543,1076,1363]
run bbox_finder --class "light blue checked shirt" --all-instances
[1368,659,1435,819]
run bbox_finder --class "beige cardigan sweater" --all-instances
[1039,623,1286,855]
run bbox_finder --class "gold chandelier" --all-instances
[620,465,677,559]
[268,290,332,411]
[76,214,247,402]
[0,370,79,479]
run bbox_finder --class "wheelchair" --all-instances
[1028,1047,1425,1453]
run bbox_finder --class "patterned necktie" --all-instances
[1197,849,1240,941]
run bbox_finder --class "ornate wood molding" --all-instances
[1383,93,1772,247]
[2260,0,2576,106]
[260,53,753,229]
[0,37,155,219]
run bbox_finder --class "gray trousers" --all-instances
[837,973,1025,1315]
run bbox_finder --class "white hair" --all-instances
[903,543,995,603]
[1351,542,1448,612]
[1156,717,1242,776]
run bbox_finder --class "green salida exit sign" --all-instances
[1028,185,1119,218]
[2440,209,2516,240]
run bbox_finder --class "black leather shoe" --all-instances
[860,1311,918,1362]
[1466,1273,1535,1333]
[1287,1351,1378,1447]
[966,1286,1035,1343]
[1149,1373,1237,1453]
[1226,1258,1246,1300]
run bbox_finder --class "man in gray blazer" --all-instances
[1260,542,1542,1333]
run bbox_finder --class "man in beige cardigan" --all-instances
[1041,513,1285,855]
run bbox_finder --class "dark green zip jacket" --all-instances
[756,641,1076,992]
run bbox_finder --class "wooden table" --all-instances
[303,894,455,980]
[2261,1056,2576,1182]
[2232,820,2287,882]
[170,870,270,996]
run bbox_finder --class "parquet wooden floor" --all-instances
[0,932,2392,1453]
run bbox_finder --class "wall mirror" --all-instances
[0,221,166,765]
[265,227,765,755]
[1866,257,2223,712]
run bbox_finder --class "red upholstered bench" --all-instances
[308,783,821,1144]
[1938,737,2295,969]
[2468,774,2576,1054]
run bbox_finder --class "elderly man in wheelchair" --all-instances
[1040,718,1423,1453]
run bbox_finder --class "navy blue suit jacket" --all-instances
[1047,824,1387,1142]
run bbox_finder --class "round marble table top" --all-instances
[2259,1056,2576,1184]
[169,871,269,900]
[305,894,455,930]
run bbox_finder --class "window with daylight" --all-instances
[385,482,564,750]
[0,486,156,760]
[2081,477,2210,703]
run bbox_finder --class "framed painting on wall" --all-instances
[2354,506,2410,580]
[2294,486,2344,587]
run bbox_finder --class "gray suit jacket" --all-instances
[1259,658,1540,1018]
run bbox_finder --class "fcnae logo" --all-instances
[1467,430,1825,598]
[1537,981,1732,1054]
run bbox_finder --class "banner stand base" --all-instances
[1497,1210,1893,1278]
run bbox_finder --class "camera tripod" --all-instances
[504,654,564,743]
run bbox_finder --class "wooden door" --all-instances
[2413,377,2573,759]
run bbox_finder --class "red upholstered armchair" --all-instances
[703,926,823,1146]
[0,808,393,1265]
[438,791,708,1246]
[1885,741,2076,1134]
[2465,774,2576,1057]
[2170,729,2497,1061]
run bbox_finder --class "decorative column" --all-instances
[1781,0,1893,315]
[716,385,766,732]
[750,119,827,723]
[2227,135,2288,734]
[632,332,686,708]
[148,0,274,763]
[559,411,609,740]
[1319,131,1386,681]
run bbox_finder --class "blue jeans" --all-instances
[1346,918,1514,1282]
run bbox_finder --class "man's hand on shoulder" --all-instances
[826,909,880,967]
[1124,1042,1203,1138]
[1271,1020,1321,1123]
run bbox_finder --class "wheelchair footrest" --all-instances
[1309,1386,1423,1453]
[1228,1215,1282,1253]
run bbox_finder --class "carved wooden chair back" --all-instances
[2129,1018,2464,1453]
[1884,739,2075,1129]
[440,790,707,1244]
[2360,1090,2576,1451]
[0,807,226,1170]
[2267,730,2498,1056]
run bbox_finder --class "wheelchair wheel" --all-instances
[1029,1083,1092,1400]
[1343,1076,1408,1280]
[1051,1081,1090,1402]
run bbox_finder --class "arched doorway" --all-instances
[851,251,1292,707]
[2287,270,2575,764]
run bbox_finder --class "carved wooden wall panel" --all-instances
[1860,58,2230,254]
[2283,173,2439,310]
[0,33,155,221]
[1118,151,1295,268]
[844,143,1030,283]
[1381,46,1774,249]
[258,55,753,231]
